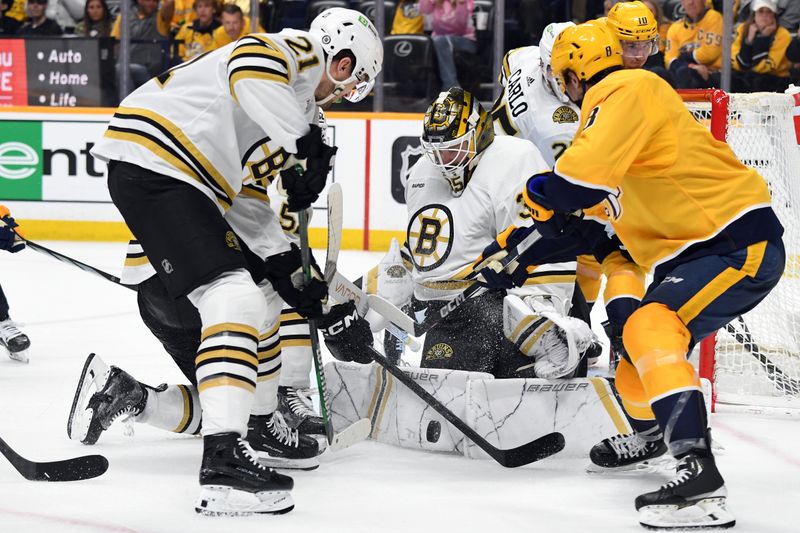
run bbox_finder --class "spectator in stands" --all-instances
[16,0,63,35]
[738,0,800,33]
[172,0,220,61]
[46,0,84,33]
[665,0,723,88]
[731,0,792,92]
[76,0,111,36]
[159,0,195,32]
[212,3,261,48]
[642,0,672,83]
[420,0,476,91]
[391,0,423,34]
[1,0,24,34]
[111,0,167,88]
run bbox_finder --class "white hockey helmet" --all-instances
[310,7,384,105]
[538,22,576,103]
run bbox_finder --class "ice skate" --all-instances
[0,319,30,363]
[68,354,155,444]
[277,386,325,436]
[247,411,321,470]
[587,431,671,473]
[636,451,735,530]
[196,432,294,516]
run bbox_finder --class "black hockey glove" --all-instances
[0,208,25,253]
[317,301,374,364]
[263,244,328,319]
[473,225,535,289]
[281,125,337,212]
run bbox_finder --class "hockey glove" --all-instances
[473,225,535,289]
[281,125,337,212]
[317,301,374,364]
[263,244,328,319]
[524,173,579,238]
[0,206,25,253]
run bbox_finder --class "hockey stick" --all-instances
[0,435,108,482]
[298,207,335,445]
[368,228,544,337]
[365,345,565,467]
[324,183,343,285]
[725,316,800,396]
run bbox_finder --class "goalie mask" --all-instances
[310,7,383,105]
[421,88,494,197]
[538,21,576,104]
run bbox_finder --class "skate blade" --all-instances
[195,485,294,516]
[7,348,30,364]
[586,455,676,475]
[639,497,736,530]
[67,354,110,441]
[254,452,320,471]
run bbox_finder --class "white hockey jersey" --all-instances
[92,29,323,214]
[405,136,556,301]
[492,46,581,166]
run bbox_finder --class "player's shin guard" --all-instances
[277,306,312,389]
[137,384,202,435]
[189,270,265,437]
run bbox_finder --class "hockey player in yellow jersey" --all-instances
[514,22,784,529]
[91,7,383,516]
[665,0,723,88]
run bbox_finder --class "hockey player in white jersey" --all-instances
[88,7,382,516]
[491,22,579,166]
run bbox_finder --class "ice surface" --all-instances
[0,242,798,532]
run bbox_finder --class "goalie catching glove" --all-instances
[0,205,25,253]
[264,244,328,319]
[281,125,337,212]
[317,301,373,364]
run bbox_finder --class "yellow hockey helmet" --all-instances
[606,1,658,41]
[550,22,623,89]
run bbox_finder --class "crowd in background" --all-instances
[1,0,800,105]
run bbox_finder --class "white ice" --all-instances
[1,242,798,533]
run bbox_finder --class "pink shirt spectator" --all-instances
[420,0,476,40]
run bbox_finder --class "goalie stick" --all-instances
[365,345,565,467]
[368,227,545,337]
[0,435,108,482]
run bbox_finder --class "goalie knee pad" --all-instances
[623,303,700,402]
[503,294,596,379]
[188,269,266,436]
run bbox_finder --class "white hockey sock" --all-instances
[137,384,202,434]
[277,305,312,389]
[252,320,282,415]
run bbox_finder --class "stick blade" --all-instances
[496,431,566,468]
[328,418,371,453]
[27,454,109,482]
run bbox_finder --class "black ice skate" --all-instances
[0,319,30,363]
[277,386,325,436]
[196,432,294,516]
[588,431,670,473]
[67,354,155,445]
[636,450,735,530]
[247,411,321,470]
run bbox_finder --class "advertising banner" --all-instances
[0,39,28,106]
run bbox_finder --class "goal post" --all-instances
[679,89,800,416]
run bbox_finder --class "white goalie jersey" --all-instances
[492,46,581,166]
[404,135,557,300]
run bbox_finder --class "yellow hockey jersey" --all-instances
[731,24,792,78]
[665,8,723,70]
[551,68,782,278]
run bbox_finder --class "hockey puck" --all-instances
[426,420,441,443]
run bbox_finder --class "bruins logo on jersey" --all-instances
[407,204,454,272]
[552,106,579,124]
[225,231,242,251]
[425,342,454,361]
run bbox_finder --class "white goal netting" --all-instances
[682,90,800,414]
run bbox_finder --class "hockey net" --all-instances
[680,89,800,415]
